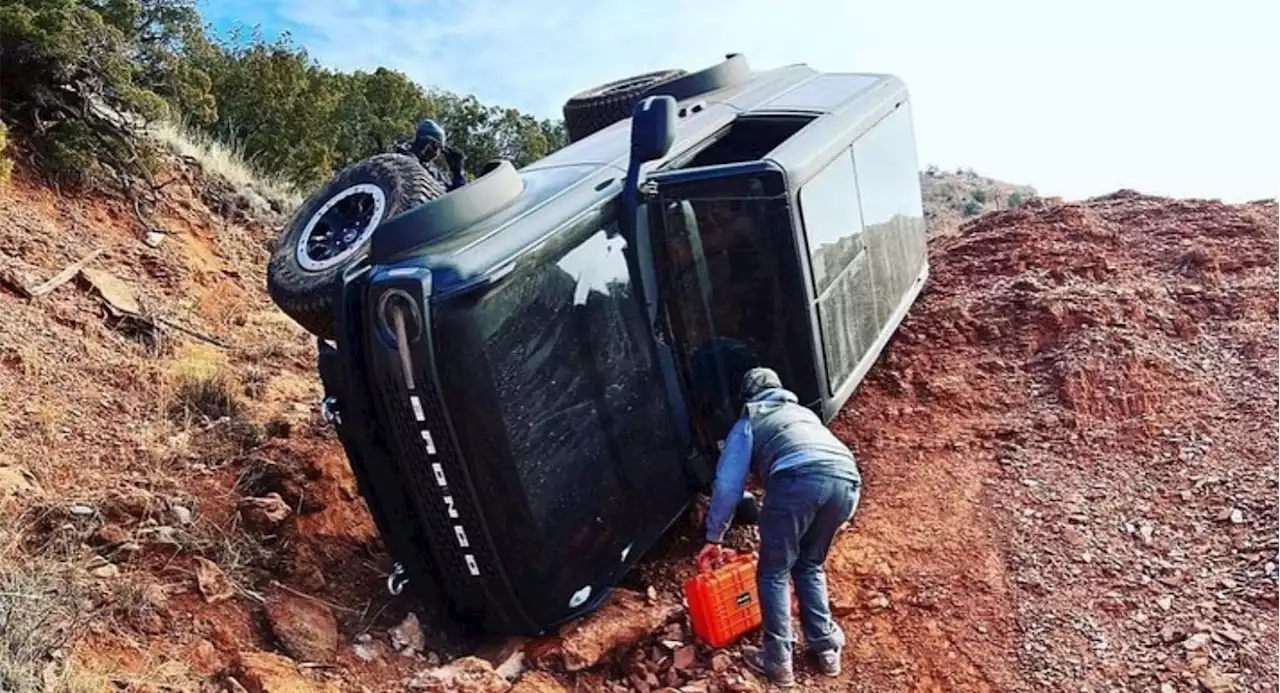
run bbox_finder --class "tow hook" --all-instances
[320,396,342,426]
[387,562,408,596]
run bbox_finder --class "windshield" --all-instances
[653,174,817,443]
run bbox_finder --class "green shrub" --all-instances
[970,188,988,204]
[0,0,567,194]
[963,199,983,218]
[1007,191,1025,208]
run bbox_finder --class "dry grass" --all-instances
[148,119,302,213]
[0,560,106,692]
[163,343,244,424]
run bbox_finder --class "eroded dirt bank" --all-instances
[1,166,1275,693]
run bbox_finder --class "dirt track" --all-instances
[1,162,1275,693]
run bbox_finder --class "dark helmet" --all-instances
[414,118,446,147]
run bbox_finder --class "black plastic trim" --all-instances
[641,54,753,103]
[370,160,524,264]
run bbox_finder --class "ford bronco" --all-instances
[265,53,929,641]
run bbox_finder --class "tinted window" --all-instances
[799,150,865,296]
[815,103,927,395]
[654,172,817,441]
[853,104,926,232]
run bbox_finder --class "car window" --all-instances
[799,149,865,296]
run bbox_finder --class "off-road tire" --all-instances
[562,68,687,142]
[267,153,446,339]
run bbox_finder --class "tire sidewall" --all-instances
[267,153,434,337]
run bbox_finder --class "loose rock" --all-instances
[194,557,235,603]
[239,492,291,531]
[407,656,511,693]
[672,646,696,671]
[1197,667,1236,693]
[171,504,194,525]
[390,612,426,656]
[235,651,340,693]
[264,587,339,663]
[530,589,681,672]
[0,465,41,498]
[1182,633,1211,651]
[510,671,569,693]
[90,563,119,579]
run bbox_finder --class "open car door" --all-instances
[646,162,823,456]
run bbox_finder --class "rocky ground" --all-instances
[0,155,1274,693]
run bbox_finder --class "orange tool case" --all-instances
[683,552,763,648]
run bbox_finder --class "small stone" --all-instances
[390,612,426,656]
[1079,552,1093,564]
[1156,595,1174,611]
[171,505,193,525]
[144,231,167,248]
[1159,683,1174,693]
[194,557,235,603]
[406,656,510,693]
[1139,524,1155,544]
[68,504,95,517]
[672,646,696,671]
[264,586,339,663]
[1182,633,1210,651]
[238,492,291,531]
[1216,625,1244,643]
[138,525,182,547]
[1062,527,1087,548]
[1228,509,1243,524]
[353,640,386,663]
[1161,625,1184,643]
[1197,667,1236,693]
[646,586,658,603]
[710,654,731,673]
[90,563,119,579]
[868,593,890,610]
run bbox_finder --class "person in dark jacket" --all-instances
[698,367,861,687]
[398,118,468,191]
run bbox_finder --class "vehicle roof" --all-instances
[380,63,909,298]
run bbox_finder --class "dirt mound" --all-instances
[1,151,1274,693]
[824,190,1277,691]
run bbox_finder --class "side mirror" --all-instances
[629,94,677,163]
[614,94,677,244]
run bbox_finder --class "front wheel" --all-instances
[267,153,446,339]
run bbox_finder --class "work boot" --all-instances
[740,645,796,688]
[815,648,841,677]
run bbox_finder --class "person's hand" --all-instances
[697,542,735,571]
[443,146,465,172]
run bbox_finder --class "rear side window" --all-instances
[810,103,927,395]
[799,149,865,296]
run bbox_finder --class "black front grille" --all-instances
[364,308,495,613]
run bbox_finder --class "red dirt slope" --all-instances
[1,155,1275,693]
[825,191,1278,692]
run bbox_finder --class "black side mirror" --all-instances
[629,94,677,163]
[616,95,677,244]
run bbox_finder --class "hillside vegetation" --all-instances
[0,0,565,199]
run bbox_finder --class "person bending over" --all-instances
[699,367,862,687]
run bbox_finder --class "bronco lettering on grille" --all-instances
[408,393,481,577]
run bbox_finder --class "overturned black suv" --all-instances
[265,54,929,640]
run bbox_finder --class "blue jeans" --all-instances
[757,471,860,672]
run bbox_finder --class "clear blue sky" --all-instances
[198,0,1279,202]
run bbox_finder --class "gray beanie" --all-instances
[740,367,782,401]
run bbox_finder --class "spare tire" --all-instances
[562,68,686,142]
[267,153,446,339]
